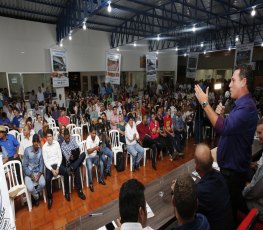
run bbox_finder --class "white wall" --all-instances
[0,16,178,77]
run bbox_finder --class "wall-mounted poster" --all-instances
[146,53,157,82]
[51,72,69,88]
[50,49,67,72]
[106,53,121,85]
[186,53,199,79]
[234,43,254,66]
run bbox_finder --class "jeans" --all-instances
[101,147,113,173]
[86,156,104,185]
[45,165,69,199]
[25,175,46,199]
[126,143,144,168]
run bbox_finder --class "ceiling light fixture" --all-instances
[251,6,256,17]
[117,47,120,51]
[204,50,206,54]
[184,53,187,57]
[69,34,72,41]
[59,39,63,47]
[235,35,239,42]
[175,47,178,51]
[261,42,263,47]
[83,22,87,30]
[201,42,204,47]
[157,50,159,55]
[228,46,231,51]
[107,1,112,13]
[192,24,196,32]
[157,34,160,41]
[133,42,137,47]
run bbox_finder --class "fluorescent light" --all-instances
[204,50,206,54]
[69,34,72,40]
[175,47,178,51]
[261,42,263,47]
[117,47,120,51]
[235,35,239,42]
[192,24,196,32]
[108,1,112,13]
[83,22,87,30]
[59,41,63,47]
[251,7,256,17]
[157,34,160,41]
[184,53,186,57]
[201,42,204,47]
[134,42,137,47]
[157,50,159,55]
[228,46,231,51]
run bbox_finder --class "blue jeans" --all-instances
[101,147,113,173]
[25,175,46,199]
[86,156,104,185]
[127,143,144,168]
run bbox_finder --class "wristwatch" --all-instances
[201,101,209,108]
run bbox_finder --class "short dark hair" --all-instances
[32,134,40,143]
[235,64,253,91]
[258,118,263,126]
[119,179,146,223]
[46,129,53,136]
[89,125,96,133]
[64,128,70,136]
[173,174,197,221]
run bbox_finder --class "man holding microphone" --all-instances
[194,64,258,223]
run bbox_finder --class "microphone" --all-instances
[222,91,230,106]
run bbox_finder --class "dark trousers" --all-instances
[69,152,86,190]
[221,168,246,225]
[142,135,157,166]
[46,165,69,199]
[159,135,174,155]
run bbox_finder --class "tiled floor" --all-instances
[14,138,216,230]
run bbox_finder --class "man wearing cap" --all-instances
[22,134,45,206]
[125,114,144,171]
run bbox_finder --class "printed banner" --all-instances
[106,53,121,85]
[186,53,199,79]
[234,43,254,66]
[50,49,67,72]
[146,53,157,82]
[0,158,16,230]
[51,72,69,88]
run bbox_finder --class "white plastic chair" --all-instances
[72,133,81,146]
[51,127,59,141]
[79,141,98,188]
[51,175,65,195]
[66,124,76,134]
[126,151,134,172]
[4,160,32,218]
[4,125,10,133]
[71,127,83,140]
[27,109,34,118]
[8,130,20,139]
[109,130,124,165]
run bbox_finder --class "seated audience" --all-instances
[125,114,144,171]
[34,114,43,135]
[117,114,126,144]
[22,134,45,206]
[0,144,8,163]
[195,143,233,230]
[171,174,210,230]
[61,128,86,200]
[19,125,33,156]
[42,129,70,209]
[58,108,69,127]
[137,114,157,170]
[12,107,23,131]
[0,112,11,126]
[86,126,106,192]
[117,179,153,230]
[110,106,119,130]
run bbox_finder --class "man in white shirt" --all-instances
[118,179,153,230]
[18,125,33,156]
[42,129,70,209]
[37,86,45,106]
[125,114,144,171]
[86,126,106,192]
[110,106,119,130]
[106,104,113,122]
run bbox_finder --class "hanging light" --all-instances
[83,22,87,30]
[157,34,160,41]
[251,6,256,17]
[117,47,120,51]
[69,34,72,41]
[107,1,112,13]
[184,52,187,57]
[204,50,206,54]
[175,47,178,51]
[261,42,263,47]
[201,42,204,47]
[228,46,231,51]
[192,24,196,32]
[59,39,63,47]
[133,41,137,47]
[157,50,159,55]
[235,35,239,42]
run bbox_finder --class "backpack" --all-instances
[115,151,125,172]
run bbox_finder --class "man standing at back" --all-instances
[195,64,258,221]
[195,143,233,230]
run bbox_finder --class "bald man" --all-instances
[195,143,233,230]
